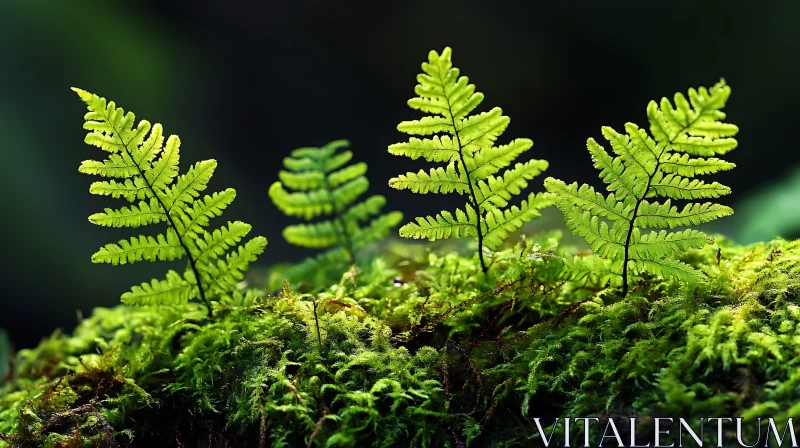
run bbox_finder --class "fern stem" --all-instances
[458,147,487,274]
[103,111,212,318]
[436,71,488,274]
[622,187,650,296]
[322,173,356,265]
[312,300,322,349]
[620,113,705,296]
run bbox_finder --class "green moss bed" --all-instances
[1,234,799,447]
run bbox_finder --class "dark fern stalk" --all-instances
[545,81,738,295]
[312,300,322,350]
[453,131,487,273]
[322,173,355,265]
[388,47,552,273]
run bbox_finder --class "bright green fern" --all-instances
[545,80,738,295]
[388,47,552,273]
[269,139,402,281]
[74,88,267,316]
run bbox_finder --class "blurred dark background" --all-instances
[2,0,799,348]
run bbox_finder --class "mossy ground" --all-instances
[1,233,798,447]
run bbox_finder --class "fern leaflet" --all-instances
[270,139,402,280]
[75,88,267,315]
[545,81,738,294]
[388,47,552,273]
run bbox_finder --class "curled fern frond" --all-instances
[74,88,267,315]
[545,80,738,294]
[389,47,552,273]
[270,140,402,282]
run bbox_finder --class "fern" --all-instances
[269,139,402,280]
[545,80,738,295]
[74,88,267,316]
[388,47,552,273]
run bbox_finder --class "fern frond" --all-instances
[121,270,194,306]
[281,246,352,287]
[482,192,553,250]
[648,84,738,156]
[388,164,468,194]
[545,80,738,294]
[389,47,550,273]
[467,139,533,179]
[173,189,237,239]
[562,210,627,260]
[144,134,181,191]
[561,254,620,288]
[629,229,711,260]
[269,182,333,220]
[328,162,368,187]
[194,221,254,266]
[88,177,152,202]
[475,160,549,209]
[92,230,185,265]
[399,207,478,242]
[283,221,349,249]
[343,196,389,223]
[658,153,735,177]
[587,137,643,200]
[74,88,267,315]
[647,173,730,200]
[634,201,732,229]
[270,140,401,283]
[629,257,701,286]
[161,159,216,210]
[545,179,632,222]
[201,237,267,296]
[278,170,326,190]
[330,177,370,210]
[352,211,404,250]
[88,198,166,228]
[387,136,459,163]
[79,155,139,179]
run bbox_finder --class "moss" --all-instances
[1,235,798,447]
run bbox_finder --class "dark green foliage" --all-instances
[74,89,267,316]
[546,81,738,295]
[388,47,552,273]
[270,140,402,287]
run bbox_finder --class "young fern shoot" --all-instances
[75,89,267,316]
[545,81,738,295]
[270,140,402,279]
[389,47,552,273]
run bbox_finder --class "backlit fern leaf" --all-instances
[389,47,552,273]
[75,88,267,314]
[270,140,402,282]
[545,81,738,294]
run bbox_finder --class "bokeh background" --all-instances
[2,0,799,348]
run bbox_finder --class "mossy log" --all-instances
[1,235,798,447]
